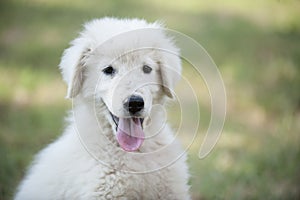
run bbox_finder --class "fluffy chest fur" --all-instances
[15,101,190,200]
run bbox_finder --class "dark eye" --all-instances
[102,65,115,75]
[143,65,152,74]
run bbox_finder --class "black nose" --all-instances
[124,95,144,115]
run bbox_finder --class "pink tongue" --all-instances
[116,118,144,152]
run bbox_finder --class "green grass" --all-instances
[1,0,300,199]
[0,104,67,199]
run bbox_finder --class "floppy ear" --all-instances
[59,38,90,98]
[158,51,182,99]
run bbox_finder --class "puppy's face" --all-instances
[81,49,170,151]
[90,49,162,119]
[59,20,181,151]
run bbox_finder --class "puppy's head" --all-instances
[59,18,181,151]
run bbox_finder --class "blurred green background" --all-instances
[1,0,299,199]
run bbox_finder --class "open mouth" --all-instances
[110,113,145,152]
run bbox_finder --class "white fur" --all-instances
[15,17,190,200]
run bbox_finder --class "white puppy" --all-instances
[15,17,190,200]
